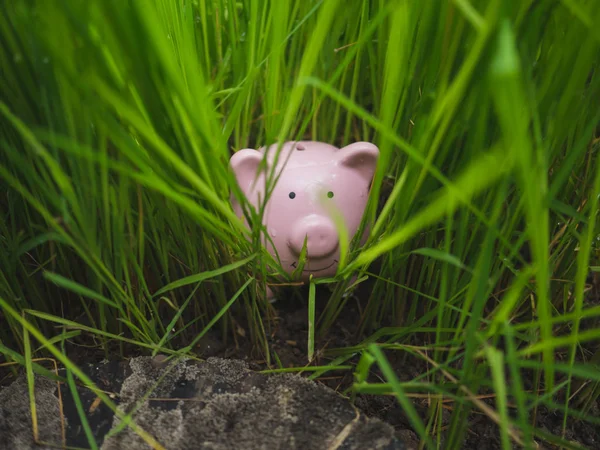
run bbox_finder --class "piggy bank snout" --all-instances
[289,216,338,259]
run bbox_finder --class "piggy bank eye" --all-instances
[289,192,296,199]
[327,191,334,198]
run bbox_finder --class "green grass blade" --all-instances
[153,253,256,297]
[43,271,120,310]
[181,276,253,354]
[308,276,316,362]
[368,344,434,449]
[484,345,511,450]
[23,317,38,443]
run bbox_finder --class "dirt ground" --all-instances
[1,275,599,449]
[196,277,600,450]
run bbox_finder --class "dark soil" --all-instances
[1,356,403,449]
[194,277,600,450]
[2,275,599,450]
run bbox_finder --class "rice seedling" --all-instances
[1,0,599,448]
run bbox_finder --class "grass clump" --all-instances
[1,0,600,448]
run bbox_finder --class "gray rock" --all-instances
[1,356,404,450]
[0,374,63,449]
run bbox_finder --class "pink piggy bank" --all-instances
[230,140,379,299]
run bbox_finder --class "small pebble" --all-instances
[151,354,168,368]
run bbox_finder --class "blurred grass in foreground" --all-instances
[1,0,600,448]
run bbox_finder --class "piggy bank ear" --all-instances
[338,142,379,182]
[230,149,263,192]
